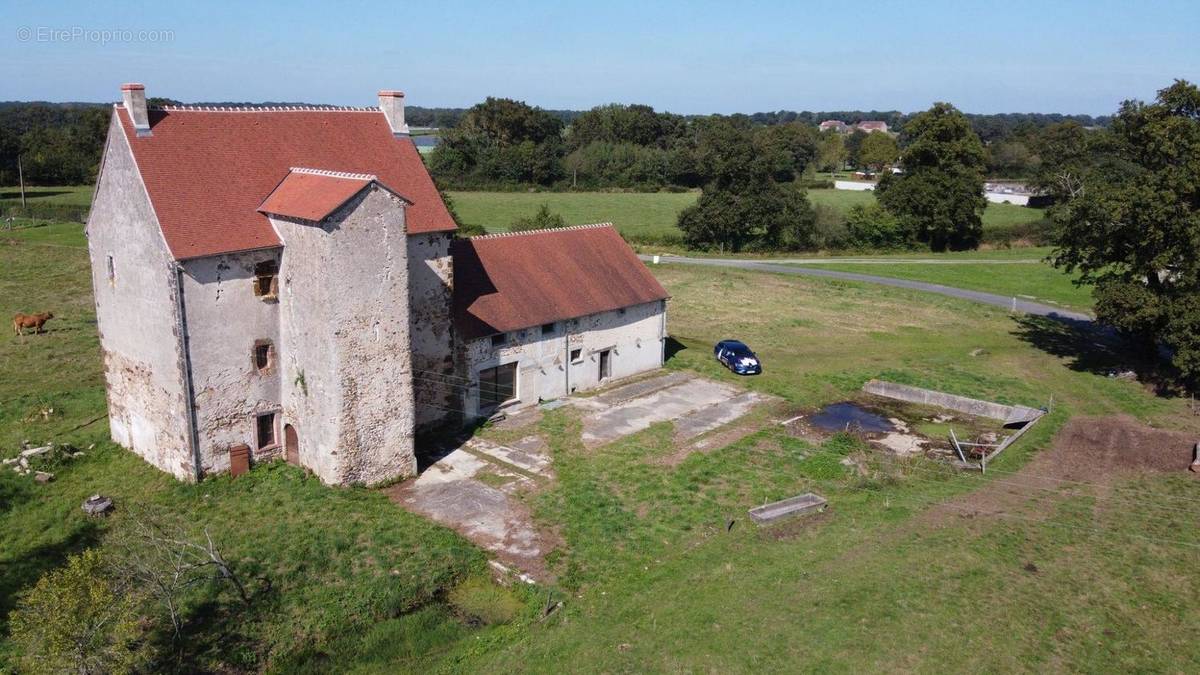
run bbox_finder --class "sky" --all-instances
[1,0,1197,115]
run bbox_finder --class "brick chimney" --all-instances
[120,83,151,136]
[378,90,409,137]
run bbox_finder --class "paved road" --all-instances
[641,254,1093,323]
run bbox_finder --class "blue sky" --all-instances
[2,0,1197,115]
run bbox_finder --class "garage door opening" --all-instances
[478,362,517,416]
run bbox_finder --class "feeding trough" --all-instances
[749,492,828,525]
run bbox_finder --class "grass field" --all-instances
[791,257,1094,311]
[448,189,1046,242]
[0,224,531,672]
[0,185,94,207]
[5,221,1198,671]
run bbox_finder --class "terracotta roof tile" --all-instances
[116,105,455,260]
[257,169,405,222]
[452,224,669,339]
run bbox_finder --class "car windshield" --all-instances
[725,344,754,358]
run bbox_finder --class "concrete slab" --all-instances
[592,371,693,406]
[673,391,769,441]
[467,436,553,477]
[580,378,743,446]
[387,446,551,580]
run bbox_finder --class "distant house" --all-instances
[856,121,889,134]
[819,120,848,133]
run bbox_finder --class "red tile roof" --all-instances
[257,169,406,222]
[116,105,455,260]
[452,224,669,339]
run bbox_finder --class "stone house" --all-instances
[86,84,667,486]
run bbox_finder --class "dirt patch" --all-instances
[918,415,1197,528]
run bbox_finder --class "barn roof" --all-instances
[452,223,670,339]
[115,104,456,260]
[257,168,409,222]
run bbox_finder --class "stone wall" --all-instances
[461,300,666,418]
[407,232,457,429]
[86,112,194,480]
[179,250,283,474]
[272,186,416,485]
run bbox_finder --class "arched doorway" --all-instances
[284,424,299,465]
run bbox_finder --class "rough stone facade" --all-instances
[271,186,417,485]
[86,114,194,480]
[179,249,282,475]
[461,300,667,418]
[407,232,458,430]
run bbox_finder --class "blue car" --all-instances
[714,339,762,375]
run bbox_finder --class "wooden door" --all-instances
[284,424,299,465]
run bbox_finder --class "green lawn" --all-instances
[452,264,1198,671]
[448,189,1046,242]
[0,185,94,207]
[791,258,1093,311]
[447,190,698,239]
[0,223,532,672]
[5,221,1197,671]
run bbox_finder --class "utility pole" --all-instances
[18,155,27,207]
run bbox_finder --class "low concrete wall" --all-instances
[985,192,1031,206]
[863,379,1037,423]
[834,180,875,191]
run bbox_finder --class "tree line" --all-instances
[0,99,1107,189]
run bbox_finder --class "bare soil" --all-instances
[919,415,1197,528]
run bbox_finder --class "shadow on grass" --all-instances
[1011,314,1181,395]
[0,519,102,634]
[664,336,688,364]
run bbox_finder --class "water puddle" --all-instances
[809,402,895,433]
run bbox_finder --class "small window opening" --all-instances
[253,260,279,299]
[106,255,115,285]
[253,340,274,373]
[541,322,556,336]
[617,307,626,316]
[256,412,277,449]
[570,348,583,363]
[491,333,507,347]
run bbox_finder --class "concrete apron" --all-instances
[387,435,555,581]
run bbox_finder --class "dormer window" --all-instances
[253,260,279,300]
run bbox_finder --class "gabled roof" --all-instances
[452,223,670,339]
[116,105,456,260]
[258,168,408,222]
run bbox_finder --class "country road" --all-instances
[640,254,1094,323]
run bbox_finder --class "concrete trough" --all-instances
[749,492,828,525]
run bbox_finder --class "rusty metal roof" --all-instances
[452,224,669,339]
[115,105,456,260]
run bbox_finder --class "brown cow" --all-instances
[12,312,54,336]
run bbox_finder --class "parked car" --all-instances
[714,339,762,375]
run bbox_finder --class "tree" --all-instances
[509,204,568,231]
[109,509,252,639]
[815,130,847,177]
[859,132,900,171]
[844,128,869,168]
[875,102,987,251]
[753,123,819,182]
[10,550,147,675]
[1048,80,1200,383]
[676,117,816,251]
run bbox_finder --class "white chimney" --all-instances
[378,90,409,137]
[121,83,151,136]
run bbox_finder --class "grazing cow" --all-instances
[12,312,54,335]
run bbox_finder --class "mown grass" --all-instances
[0,223,534,672]
[5,221,1199,672]
[0,185,94,207]
[792,259,1094,311]
[450,264,1199,671]
[447,189,1047,242]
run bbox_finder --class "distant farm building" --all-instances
[856,121,890,133]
